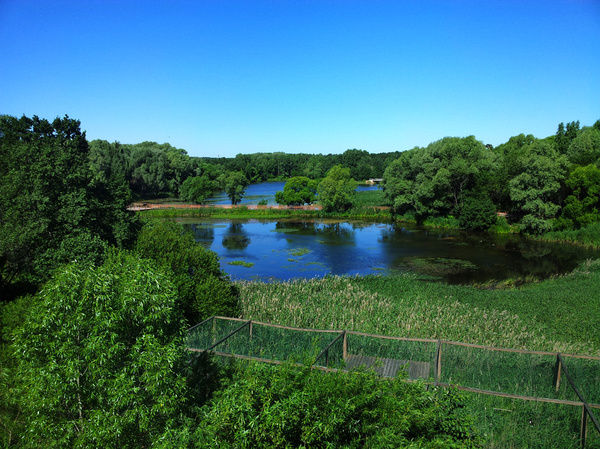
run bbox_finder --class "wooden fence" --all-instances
[187,316,600,447]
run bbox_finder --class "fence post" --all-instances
[581,405,587,447]
[435,340,442,385]
[212,317,217,345]
[343,331,348,361]
[554,353,562,392]
[249,321,253,340]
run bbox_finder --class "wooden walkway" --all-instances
[345,355,431,379]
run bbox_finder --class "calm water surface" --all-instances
[206,182,379,205]
[181,219,598,283]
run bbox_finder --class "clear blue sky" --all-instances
[1,0,599,158]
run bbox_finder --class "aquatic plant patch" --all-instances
[228,260,254,268]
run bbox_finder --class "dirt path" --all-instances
[128,202,322,211]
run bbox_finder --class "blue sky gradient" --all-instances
[1,0,599,157]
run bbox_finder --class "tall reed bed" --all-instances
[236,271,599,355]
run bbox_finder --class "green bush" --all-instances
[458,196,497,231]
[134,220,239,325]
[193,361,482,448]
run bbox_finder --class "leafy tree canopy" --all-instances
[509,139,568,234]
[458,195,498,231]
[134,220,239,325]
[0,115,140,294]
[13,251,188,447]
[317,165,357,212]
[382,137,497,223]
[557,164,600,229]
[275,176,318,206]
[221,170,249,205]
[193,361,482,448]
[179,175,217,204]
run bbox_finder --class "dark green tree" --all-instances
[221,170,249,205]
[134,220,239,324]
[317,165,357,212]
[13,251,188,447]
[557,164,600,229]
[0,115,139,294]
[509,139,568,234]
[382,137,497,223]
[275,176,318,205]
[567,126,600,166]
[458,195,498,231]
[179,175,217,204]
[193,361,482,448]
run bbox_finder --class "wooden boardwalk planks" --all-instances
[345,355,431,379]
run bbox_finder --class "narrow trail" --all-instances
[128,202,322,211]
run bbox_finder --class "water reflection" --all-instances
[180,219,599,283]
[188,223,215,250]
[222,222,251,250]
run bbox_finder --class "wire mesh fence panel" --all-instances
[345,333,437,379]
[561,354,600,405]
[313,333,345,369]
[239,323,338,362]
[440,344,577,401]
[186,317,246,350]
[466,393,593,449]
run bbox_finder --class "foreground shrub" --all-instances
[13,251,188,448]
[193,361,482,448]
[135,220,239,325]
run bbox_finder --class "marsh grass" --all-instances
[236,273,599,355]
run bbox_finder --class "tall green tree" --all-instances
[275,176,318,206]
[382,137,497,223]
[317,165,357,212]
[509,139,568,234]
[221,170,249,205]
[557,164,600,229]
[179,175,217,204]
[0,115,139,294]
[567,126,600,166]
[13,251,189,447]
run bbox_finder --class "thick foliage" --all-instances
[12,251,188,448]
[509,140,568,234]
[179,175,217,204]
[0,115,140,293]
[275,176,318,205]
[557,164,600,229]
[221,170,249,205]
[134,220,239,325]
[318,165,357,212]
[458,195,498,231]
[382,137,497,223]
[193,361,481,448]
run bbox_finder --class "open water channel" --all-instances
[181,219,598,284]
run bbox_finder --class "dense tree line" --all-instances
[382,120,600,233]
[88,140,399,200]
